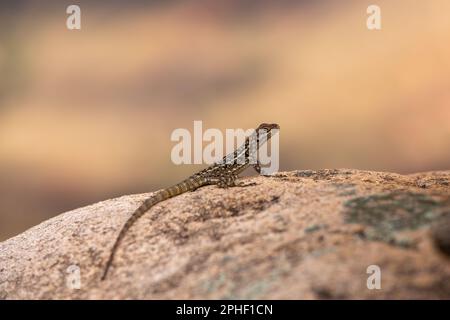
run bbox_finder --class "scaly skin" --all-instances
[101,123,279,280]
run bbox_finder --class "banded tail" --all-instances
[101,179,202,280]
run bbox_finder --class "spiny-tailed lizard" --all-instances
[101,123,279,280]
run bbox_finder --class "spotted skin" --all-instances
[101,123,279,280]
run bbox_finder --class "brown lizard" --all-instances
[101,123,280,280]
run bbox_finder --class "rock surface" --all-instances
[1,169,450,299]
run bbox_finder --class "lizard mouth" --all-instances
[257,123,280,131]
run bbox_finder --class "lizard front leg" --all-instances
[252,163,261,174]
[252,161,273,177]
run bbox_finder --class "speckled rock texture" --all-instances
[1,169,449,299]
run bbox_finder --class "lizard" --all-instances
[101,123,280,280]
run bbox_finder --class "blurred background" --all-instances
[0,0,449,241]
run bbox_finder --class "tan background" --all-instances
[0,0,449,241]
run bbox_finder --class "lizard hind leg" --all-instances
[218,177,235,188]
[218,174,252,188]
[208,174,248,188]
[212,174,238,188]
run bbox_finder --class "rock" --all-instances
[0,169,449,299]
[431,214,450,258]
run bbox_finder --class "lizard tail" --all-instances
[101,190,167,280]
[101,180,194,280]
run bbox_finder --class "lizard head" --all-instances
[252,123,280,150]
[257,123,280,131]
[256,123,280,140]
